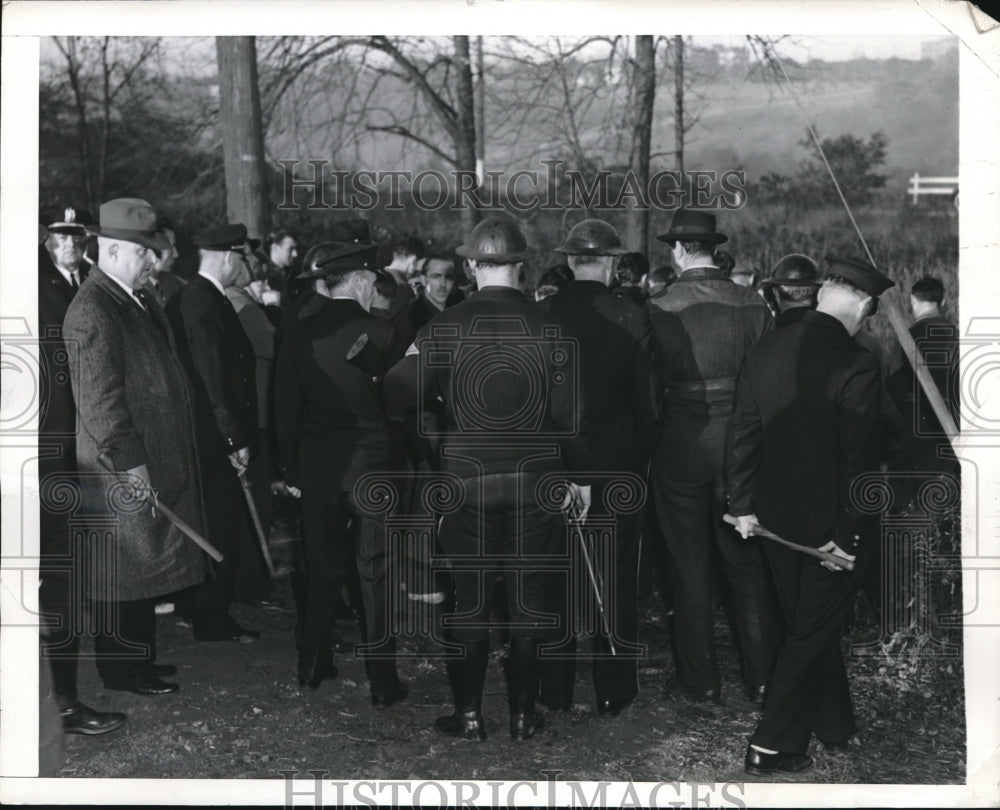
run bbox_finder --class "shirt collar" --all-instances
[198,269,227,296]
[102,267,144,304]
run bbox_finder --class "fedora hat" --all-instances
[89,198,169,252]
[313,218,379,275]
[656,209,728,245]
[456,214,536,263]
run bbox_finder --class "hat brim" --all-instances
[553,245,629,256]
[89,225,169,252]
[656,231,728,245]
[761,277,822,287]
[455,245,537,263]
[45,224,90,236]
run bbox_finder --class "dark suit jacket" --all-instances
[275,297,405,491]
[63,268,207,600]
[540,280,660,478]
[38,250,87,470]
[168,274,257,456]
[727,309,883,551]
[383,286,582,479]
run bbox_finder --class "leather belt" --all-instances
[664,377,737,396]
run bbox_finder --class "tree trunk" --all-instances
[674,36,685,180]
[625,36,656,255]
[452,35,480,234]
[216,37,270,239]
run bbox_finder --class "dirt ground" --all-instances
[59,553,965,786]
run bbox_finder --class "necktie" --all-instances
[131,289,148,311]
[69,271,79,291]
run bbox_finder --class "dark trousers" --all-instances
[651,470,779,693]
[540,488,643,706]
[300,487,400,696]
[438,474,562,644]
[188,449,268,638]
[751,544,867,753]
[40,499,81,710]
[94,597,158,685]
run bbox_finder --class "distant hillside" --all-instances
[681,52,958,194]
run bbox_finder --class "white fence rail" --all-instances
[908,173,959,206]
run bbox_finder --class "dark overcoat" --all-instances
[62,268,208,601]
[167,274,257,457]
[727,309,883,550]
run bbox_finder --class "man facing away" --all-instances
[646,209,779,705]
[274,218,409,704]
[727,256,894,776]
[537,218,660,719]
[167,224,267,642]
[383,214,587,743]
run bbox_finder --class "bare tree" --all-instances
[624,35,656,253]
[216,37,270,239]
[49,36,161,209]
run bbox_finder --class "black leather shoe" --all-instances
[60,702,127,736]
[435,710,486,741]
[744,746,814,776]
[371,681,409,708]
[104,673,179,696]
[152,664,178,678]
[746,684,767,705]
[597,697,633,718]
[509,710,545,741]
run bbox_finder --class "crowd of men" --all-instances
[37,197,957,776]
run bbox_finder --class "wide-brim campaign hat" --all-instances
[41,206,94,236]
[456,214,536,263]
[88,198,169,252]
[823,255,895,313]
[656,209,728,245]
[311,219,379,276]
[762,253,821,287]
[554,218,628,256]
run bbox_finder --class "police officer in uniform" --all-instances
[167,224,265,642]
[728,257,894,775]
[537,219,659,718]
[274,219,409,703]
[761,253,822,328]
[38,206,127,735]
[384,214,585,742]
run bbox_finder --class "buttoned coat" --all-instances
[62,268,208,601]
[38,248,87,467]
